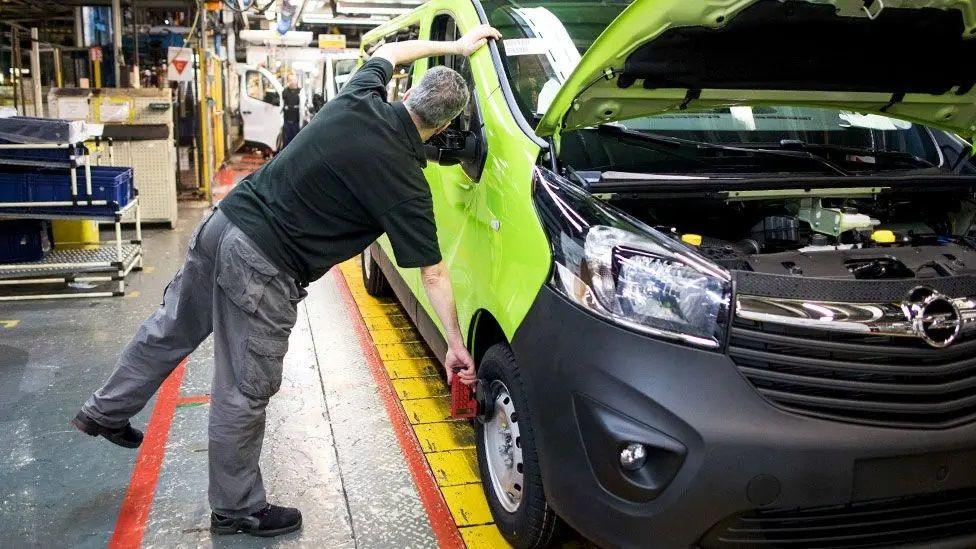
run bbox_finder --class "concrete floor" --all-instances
[0,201,439,547]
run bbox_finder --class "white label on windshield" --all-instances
[503,38,548,56]
[838,112,913,131]
[729,106,757,130]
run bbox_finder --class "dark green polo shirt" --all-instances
[220,58,441,283]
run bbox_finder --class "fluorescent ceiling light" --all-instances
[239,29,315,45]
[336,6,412,15]
[302,13,388,25]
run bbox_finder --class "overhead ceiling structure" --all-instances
[0,0,422,51]
[1,0,196,48]
[300,0,423,26]
[0,0,76,41]
[0,0,74,22]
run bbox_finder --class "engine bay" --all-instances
[601,186,976,280]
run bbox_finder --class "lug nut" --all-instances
[620,442,647,471]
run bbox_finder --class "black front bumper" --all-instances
[510,285,976,549]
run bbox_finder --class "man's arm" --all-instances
[373,24,502,68]
[420,262,476,386]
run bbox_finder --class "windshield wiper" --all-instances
[599,125,850,176]
[770,140,937,169]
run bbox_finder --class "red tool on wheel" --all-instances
[450,368,478,419]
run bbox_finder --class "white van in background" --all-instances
[236,64,284,154]
[310,52,360,117]
[323,53,359,102]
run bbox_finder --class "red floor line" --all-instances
[108,358,189,549]
[332,269,465,549]
[176,394,211,406]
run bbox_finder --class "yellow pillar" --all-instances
[210,53,226,168]
[197,45,212,199]
[93,59,102,88]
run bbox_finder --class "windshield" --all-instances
[484,0,630,119]
[624,106,941,166]
[484,1,945,171]
[562,107,943,175]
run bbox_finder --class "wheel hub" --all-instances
[483,381,524,513]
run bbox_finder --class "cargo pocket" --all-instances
[239,335,288,399]
[217,235,279,313]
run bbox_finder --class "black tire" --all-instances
[361,246,391,297]
[476,343,560,548]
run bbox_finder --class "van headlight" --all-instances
[534,168,731,349]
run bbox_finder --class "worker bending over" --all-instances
[72,25,501,538]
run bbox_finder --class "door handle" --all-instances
[242,110,252,114]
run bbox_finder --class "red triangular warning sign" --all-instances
[172,59,188,74]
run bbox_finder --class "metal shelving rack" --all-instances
[0,139,143,301]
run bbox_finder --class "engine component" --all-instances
[681,233,703,246]
[698,243,753,271]
[794,198,879,237]
[798,243,856,253]
[810,234,831,246]
[735,239,761,255]
[846,257,915,279]
[871,229,897,244]
[750,216,799,252]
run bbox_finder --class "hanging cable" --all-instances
[182,7,200,46]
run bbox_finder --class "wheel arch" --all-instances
[469,309,509,367]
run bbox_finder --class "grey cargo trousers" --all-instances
[82,208,306,517]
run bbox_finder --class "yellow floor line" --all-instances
[339,260,511,548]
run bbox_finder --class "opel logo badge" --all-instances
[903,287,962,348]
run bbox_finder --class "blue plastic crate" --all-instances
[0,220,48,262]
[0,169,32,202]
[0,166,133,217]
[29,166,134,206]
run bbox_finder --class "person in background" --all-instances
[281,74,301,148]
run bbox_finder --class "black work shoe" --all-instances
[210,504,303,538]
[70,410,143,449]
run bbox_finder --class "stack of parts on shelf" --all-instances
[0,116,92,144]
[0,116,143,301]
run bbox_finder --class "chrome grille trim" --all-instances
[736,294,976,340]
[730,291,976,428]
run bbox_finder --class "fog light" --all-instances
[619,442,647,471]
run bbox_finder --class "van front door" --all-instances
[410,12,490,337]
[241,69,283,152]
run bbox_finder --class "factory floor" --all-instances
[0,157,584,548]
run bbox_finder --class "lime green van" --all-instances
[359,1,976,547]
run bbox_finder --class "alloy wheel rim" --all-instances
[483,380,524,513]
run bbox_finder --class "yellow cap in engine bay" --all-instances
[681,233,703,246]
[871,230,896,244]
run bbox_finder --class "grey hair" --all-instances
[404,66,469,129]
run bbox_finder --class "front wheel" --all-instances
[361,246,391,297]
[476,343,560,548]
